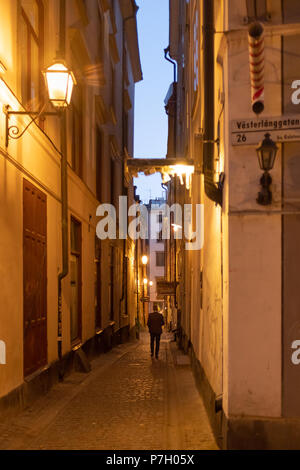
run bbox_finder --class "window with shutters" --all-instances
[19,0,44,110]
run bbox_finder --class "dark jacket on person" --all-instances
[147,312,165,335]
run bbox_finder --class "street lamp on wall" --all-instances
[141,255,148,266]
[4,60,76,147]
[256,133,278,205]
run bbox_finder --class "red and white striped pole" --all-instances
[248,22,265,114]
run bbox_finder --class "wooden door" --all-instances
[23,179,47,377]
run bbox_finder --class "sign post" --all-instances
[231,115,300,146]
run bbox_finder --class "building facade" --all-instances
[147,197,166,314]
[167,0,300,449]
[0,0,142,415]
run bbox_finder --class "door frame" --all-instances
[23,178,47,377]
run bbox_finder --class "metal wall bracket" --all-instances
[4,104,57,148]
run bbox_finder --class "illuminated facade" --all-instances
[0,0,142,413]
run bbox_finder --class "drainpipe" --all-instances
[57,0,68,378]
[203,0,223,206]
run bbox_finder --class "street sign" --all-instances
[157,280,178,296]
[231,115,300,146]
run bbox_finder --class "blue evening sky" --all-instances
[133,0,171,204]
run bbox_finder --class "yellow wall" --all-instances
[0,0,140,399]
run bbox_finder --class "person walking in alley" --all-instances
[147,305,165,359]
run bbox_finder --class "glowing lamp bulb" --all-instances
[44,62,76,108]
[141,255,148,265]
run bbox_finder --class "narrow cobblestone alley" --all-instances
[0,333,218,451]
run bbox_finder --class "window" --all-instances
[70,218,82,344]
[156,252,165,267]
[156,213,163,241]
[96,127,103,201]
[111,64,116,115]
[157,231,163,242]
[124,111,129,152]
[20,0,44,110]
[246,0,267,21]
[71,83,84,178]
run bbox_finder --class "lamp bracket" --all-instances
[4,105,57,147]
[202,137,220,145]
[257,171,272,205]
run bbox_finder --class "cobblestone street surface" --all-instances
[0,332,218,450]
